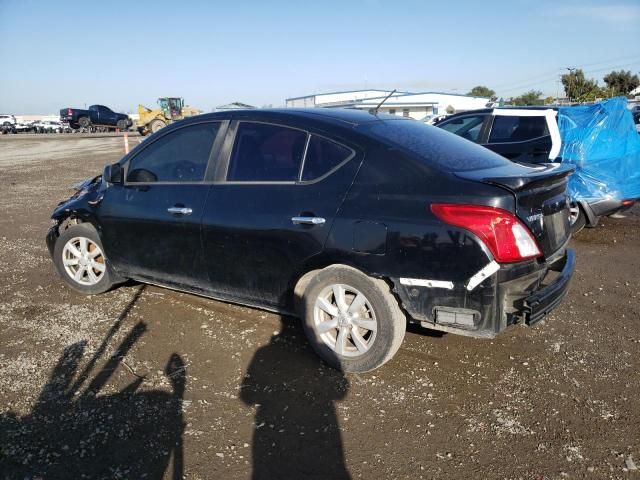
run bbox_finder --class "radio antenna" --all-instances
[373,89,397,115]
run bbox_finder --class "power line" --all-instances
[497,60,640,95]
[490,56,640,94]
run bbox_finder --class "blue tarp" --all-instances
[558,97,640,202]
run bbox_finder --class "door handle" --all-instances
[88,194,104,206]
[291,216,325,225]
[167,207,192,215]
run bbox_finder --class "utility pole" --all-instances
[566,67,576,104]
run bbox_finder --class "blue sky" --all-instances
[1,0,639,114]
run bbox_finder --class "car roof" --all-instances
[443,106,560,119]
[194,108,407,127]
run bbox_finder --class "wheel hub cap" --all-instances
[337,314,351,328]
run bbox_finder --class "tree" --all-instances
[512,90,544,106]
[603,70,640,96]
[561,69,601,102]
[467,86,496,98]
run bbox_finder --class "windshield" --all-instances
[362,119,513,172]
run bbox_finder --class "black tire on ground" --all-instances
[116,119,128,131]
[78,116,91,128]
[300,265,406,373]
[149,119,166,133]
[52,223,115,295]
[137,127,148,136]
[570,205,587,235]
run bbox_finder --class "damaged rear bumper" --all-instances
[523,249,575,325]
[391,248,575,338]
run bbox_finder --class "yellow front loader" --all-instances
[136,97,202,135]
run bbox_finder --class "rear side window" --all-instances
[438,115,486,142]
[227,123,307,182]
[126,122,220,183]
[301,136,353,181]
[489,115,549,143]
[364,119,512,172]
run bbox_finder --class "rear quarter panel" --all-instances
[324,146,513,283]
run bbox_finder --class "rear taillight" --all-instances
[67,108,72,116]
[431,203,542,263]
[622,199,634,206]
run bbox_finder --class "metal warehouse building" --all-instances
[285,89,492,120]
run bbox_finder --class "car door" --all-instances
[93,106,113,125]
[102,106,117,124]
[200,121,362,309]
[482,114,553,164]
[98,120,227,288]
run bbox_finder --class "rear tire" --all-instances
[569,203,586,234]
[301,265,406,373]
[78,116,91,128]
[53,223,115,295]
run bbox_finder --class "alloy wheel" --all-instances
[313,284,378,357]
[569,204,580,225]
[62,236,106,286]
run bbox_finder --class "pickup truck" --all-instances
[59,105,132,130]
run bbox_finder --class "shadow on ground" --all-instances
[241,316,351,480]
[0,286,186,480]
[1,287,359,479]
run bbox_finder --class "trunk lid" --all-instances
[455,163,574,259]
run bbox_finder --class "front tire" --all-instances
[149,119,166,134]
[53,223,115,295]
[301,265,406,373]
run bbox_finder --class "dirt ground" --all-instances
[0,135,638,480]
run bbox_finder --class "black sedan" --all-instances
[46,109,575,372]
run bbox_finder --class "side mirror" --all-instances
[103,163,123,184]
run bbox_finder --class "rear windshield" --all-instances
[362,119,512,172]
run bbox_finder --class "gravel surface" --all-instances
[0,136,638,480]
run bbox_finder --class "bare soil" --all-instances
[0,136,638,480]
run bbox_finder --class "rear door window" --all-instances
[489,115,549,143]
[438,115,487,142]
[227,123,307,182]
[301,136,353,181]
[126,122,220,183]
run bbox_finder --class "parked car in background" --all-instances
[633,111,640,134]
[0,114,17,127]
[60,105,132,130]
[14,122,34,133]
[421,114,448,125]
[46,109,575,372]
[33,120,64,133]
[435,106,636,232]
[0,114,17,133]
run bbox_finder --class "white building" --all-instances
[286,89,491,120]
